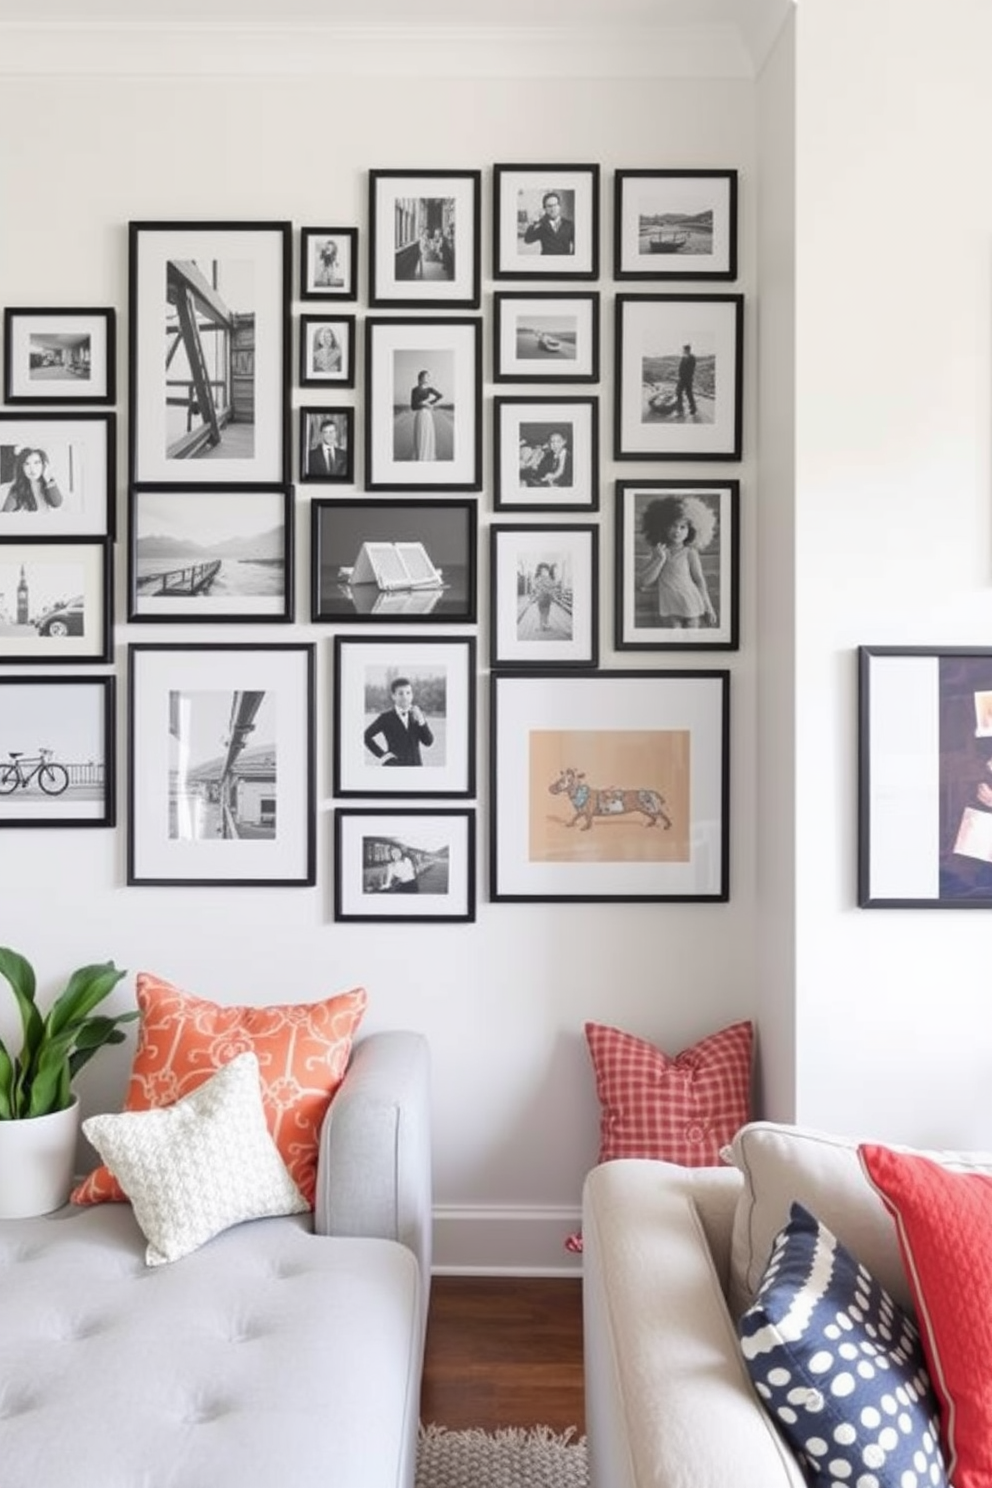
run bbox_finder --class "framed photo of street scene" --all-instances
[614,170,738,281]
[300,226,358,301]
[615,480,739,651]
[368,170,481,309]
[129,221,291,488]
[334,809,476,923]
[493,164,600,280]
[489,523,599,670]
[615,294,744,461]
[3,308,116,406]
[493,396,598,512]
[493,293,599,384]
[365,316,482,491]
[127,642,315,887]
[299,407,354,485]
[127,487,293,623]
[0,675,116,828]
[490,668,730,902]
[299,314,356,390]
[333,634,477,799]
[0,412,116,536]
[0,537,111,663]
[857,645,992,909]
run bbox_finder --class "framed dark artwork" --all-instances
[490,668,730,902]
[300,226,358,301]
[0,412,116,536]
[365,316,482,491]
[129,221,291,488]
[614,170,738,281]
[493,293,599,384]
[299,314,356,390]
[857,645,992,909]
[493,163,600,280]
[127,643,316,887]
[298,407,355,485]
[0,537,112,664]
[614,294,744,461]
[333,634,477,799]
[368,169,481,309]
[0,675,116,828]
[311,497,476,624]
[615,480,739,651]
[3,307,115,406]
[493,396,599,512]
[334,809,476,922]
[128,486,293,623]
[489,523,599,669]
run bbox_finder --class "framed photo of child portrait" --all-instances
[489,523,599,669]
[333,808,476,923]
[4,308,116,406]
[300,227,358,301]
[614,169,738,281]
[493,164,600,280]
[368,170,481,309]
[299,407,354,485]
[299,314,356,390]
[493,396,598,512]
[615,480,739,652]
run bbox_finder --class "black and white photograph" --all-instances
[493,293,599,384]
[614,170,738,281]
[368,170,480,308]
[299,408,354,485]
[493,164,599,280]
[300,226,358,301]
[334,809,476,922]
[615,481,739,651]
[490,524,598,669]
[128,643,315,886]
[334,635,476,798]
[0,675,115,827]
[0,413,115,536]
[365,317,482,491]
[311,497,476,624]
[0,538,111,664]
[615,294,743,460]
[129,222,291,488]
[128,487,292,622]
[299,315,356,389]
[494,396,598,511]
[3,308,115,406]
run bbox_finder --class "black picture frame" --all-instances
[300,226,358,302]
[489,523,599,669]
[334,808,476,922]
[493,396,599,512]
[299,313,357,390]
[0,537,112,664]
[0,411,116,537]
[3,307,116,407]
[299,407,355,485]
[493,292,600,384]
[368,169,481,309]
[0,675,116,829]
[614,169,738,281]
[493,163,600,280]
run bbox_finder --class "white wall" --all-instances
[0,45,761,1270]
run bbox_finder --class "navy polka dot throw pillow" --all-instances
[738,1203,947,1488]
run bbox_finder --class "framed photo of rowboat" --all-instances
[614,170,738,281]
[489,668,730,902]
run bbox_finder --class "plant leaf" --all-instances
[0,1038,14,1120]
[0,946,43,1077]
[45,962,127,1038]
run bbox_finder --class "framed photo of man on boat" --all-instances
[493,164,600,280]
[129,221,292,489]
[614,170,738,281]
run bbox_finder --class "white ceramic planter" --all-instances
[0,1097,80,1218]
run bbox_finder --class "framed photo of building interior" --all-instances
[493,396,599,512]
[368,169,481,309]
[489,523,599,669]
[127,642,315,887]
[334,809,476,923]
[299,407,354,485]
[0,675,116,828]
[615,480,739,651]
[0,412,116,536]
[614,169,738,281]
[493,293,599,384]
[3,307,116,407]
[0,537,112,663]
[493,163,600,280]
[299,226,358,301]
[614,293,744,461]
[490,668,730,902]
[129,221,291,488]
[299,314,356,390]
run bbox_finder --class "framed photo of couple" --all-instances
[493,396,598,512]
[368,170,481,309]
[493,164,600,280]
[334,809,476,923]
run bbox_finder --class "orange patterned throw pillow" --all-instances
[72,973,367,1209]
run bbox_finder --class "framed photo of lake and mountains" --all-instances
[614,170,738,281]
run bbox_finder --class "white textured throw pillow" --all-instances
[82,1050,308,1266]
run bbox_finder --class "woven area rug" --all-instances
[416,1424,589,1488]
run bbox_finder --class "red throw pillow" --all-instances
[860,1142,992,1488]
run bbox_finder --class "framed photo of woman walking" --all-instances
[364,316,482,492]
[489,523,598,669]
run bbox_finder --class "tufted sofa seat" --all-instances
[0,1030,432,1488]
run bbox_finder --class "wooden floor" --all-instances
[419,1276,585,1435]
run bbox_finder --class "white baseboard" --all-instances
[432,1204,583,1277]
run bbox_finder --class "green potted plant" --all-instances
[0,947,136,1218]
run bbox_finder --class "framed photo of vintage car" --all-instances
[0,537,111,664]
[493,293,599,384]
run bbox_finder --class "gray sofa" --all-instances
[0,1030,432,1488]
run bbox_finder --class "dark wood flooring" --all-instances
[420,1276,585,1435]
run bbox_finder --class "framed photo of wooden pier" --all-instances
[3,307,116,407]
[614,170,738,281]
[0,675,116,829]
[368,169,481,309]
[334,809,476,922]
[0,537,112,664]
[489,523,599,669]
[129,221,291,489]
[0,412,116,537]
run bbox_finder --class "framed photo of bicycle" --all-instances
[614,294,743,461]
[365,316,482,492]
[129,221,291,488]
[300,226,358,302]
[0,675,116,828]
[334,809,476,923]
[493,164,599,280]
[127,643,316,887]
[614,170,738,281]
[0,538,111,663]
[493,293,599,384]
[0,412,116,537]
[493,396,599,512]
[615,480,739,652]
[489,523,598,670]
[368,170,481,309]
[489,668,730,902]
[299,314,356,390]
[3,307,116,407]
